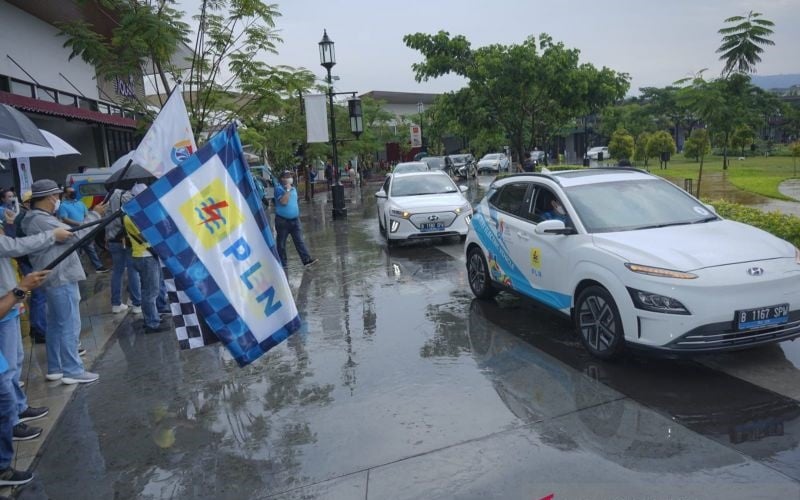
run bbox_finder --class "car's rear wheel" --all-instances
[467,248,498,299]
[575,286,625,360]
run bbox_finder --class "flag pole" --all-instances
[42,210,123,271]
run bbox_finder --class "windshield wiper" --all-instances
[634,221,693,230]
[690,216,718,224]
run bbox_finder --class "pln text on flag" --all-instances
[123,125,300,366]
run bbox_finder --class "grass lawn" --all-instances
[639,154,800,201]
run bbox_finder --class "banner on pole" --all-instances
[304,94,329,143]
[124,125,300,366]
[410,125,422,148]
[131,85,197,177]
[16,157,32,201]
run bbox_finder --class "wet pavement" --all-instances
[13,176,800,499]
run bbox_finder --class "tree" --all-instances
[717,11,775,76]
[608,128,634,162]
[683,128,711,196]
[634,131,651,166]
[646,131,676,169]
[730,125,755,156]
[59,0,313,138]
[403,32,629,164]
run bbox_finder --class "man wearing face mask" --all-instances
[21,179,107,385]
[274,170,317,270]
[57,187,109,274]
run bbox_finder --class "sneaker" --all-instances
[18,406,48,423]
[78,348,87,357]
[45,373,63,381]
[61,372,99,385]
[111,304,129,314]
[130,305,142,314]
[12,423,42,441]
[0,467,33,486]
[144,322,171,334]
[95,266,110,274]
[304,258,319,268]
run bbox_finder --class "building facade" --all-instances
[0,0,141,188]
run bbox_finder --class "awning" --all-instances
[0,91,138,129]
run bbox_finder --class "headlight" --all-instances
[627,287,690,315]
[454,203,472,214]
[390,209,411,219]
[624,263,697,279]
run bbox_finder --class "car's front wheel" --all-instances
[378,209,385,234]
[385,217,396,248]
[574,286,625,360]
[467,248,498,299]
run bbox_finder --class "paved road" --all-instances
[18,176,800,499]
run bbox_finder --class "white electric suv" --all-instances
[464,168,800,359]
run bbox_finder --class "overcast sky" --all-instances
[179,0,800,96]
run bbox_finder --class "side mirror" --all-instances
[375,192,386,199]
[459,185,468,193]
[702,203,717,215]
[535,219,574,235]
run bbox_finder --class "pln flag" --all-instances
[131,85,197,177]
[123,125,300,366]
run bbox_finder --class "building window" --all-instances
[106,128,135,164]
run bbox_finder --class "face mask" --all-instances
[53,199,61,213]
[68,192,77,200]
[285,178,294,186]
[555,205,565,216]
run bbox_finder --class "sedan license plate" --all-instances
[419,222,445,232]
[736,303,789,331]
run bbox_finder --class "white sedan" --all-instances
[477,153,509,173]
[376,171,473,246]
[464,168,800,359]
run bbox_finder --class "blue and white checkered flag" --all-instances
[123,124,301,366]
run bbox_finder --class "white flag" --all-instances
[131,85,196,178]
[304,94,329,143]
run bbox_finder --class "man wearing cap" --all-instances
[274,170,317,270]
[20,179,106,385]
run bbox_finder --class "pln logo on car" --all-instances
[179,179,245,249]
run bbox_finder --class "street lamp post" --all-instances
[319,30,363,219]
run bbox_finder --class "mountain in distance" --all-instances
[751,74,800,90]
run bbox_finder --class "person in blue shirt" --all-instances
[57,187,108,273]
[274,171,317,270]
[542,198,570,224]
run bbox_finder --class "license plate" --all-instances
[420,222,445,232]
[736,303,789,330]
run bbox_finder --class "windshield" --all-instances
[482,154,502,160]
[391,175,459,197]
[422,157,445,169]
[565,179,718,233]
[394,163,428,173]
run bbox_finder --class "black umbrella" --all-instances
[104,163,155,191]
[0,104,49,147]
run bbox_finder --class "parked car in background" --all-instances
[376,171,473,247]
[465,167,800,360]
[65,168,111,209]
[451,154,477,178]
[477,153,510,173]
[530,150,545,163]
[392,162,430,175]
[586,146,609,161]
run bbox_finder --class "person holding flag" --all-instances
[274,170,317,270]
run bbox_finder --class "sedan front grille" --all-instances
[408,212,457,228]
[667,311,800,351]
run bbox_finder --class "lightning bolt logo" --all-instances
[199,200,228,226]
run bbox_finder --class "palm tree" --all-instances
[717,11,775,76]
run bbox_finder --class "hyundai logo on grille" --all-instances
[747,267,764,276]
[427,215,439,221]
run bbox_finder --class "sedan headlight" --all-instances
[624,263,697,279]
[454,203,472,214]
[390,209,411,219]
[627,287,690,315]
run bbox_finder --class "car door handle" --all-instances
[516,232,530,241]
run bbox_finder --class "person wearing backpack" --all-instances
[105,188,142,315]
[12,195,47,345]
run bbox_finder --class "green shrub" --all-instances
[707,200,800,247]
